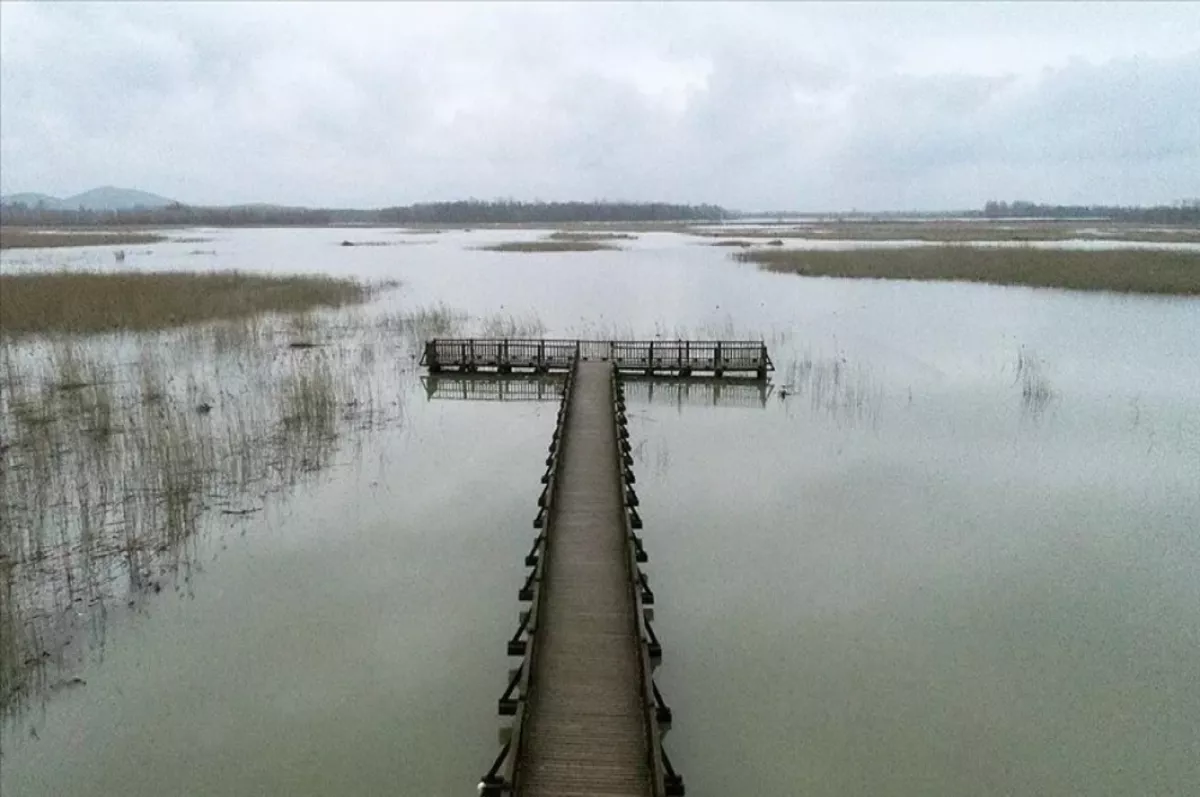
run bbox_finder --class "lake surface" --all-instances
[2,228,1199,796]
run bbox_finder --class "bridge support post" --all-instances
[425,341,441,373]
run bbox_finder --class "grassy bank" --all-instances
[0,227,168,249]
[737,247,1200,295]
[478,240,618,253]
[0,271,378,336]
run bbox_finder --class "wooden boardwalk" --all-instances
[521,361,650,795]
[481,360,682,796]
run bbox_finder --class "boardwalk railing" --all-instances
[481,359,578,794]
[422,338,772,378]
[611,370,685,797]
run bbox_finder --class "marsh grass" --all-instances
[378,302,468,343]
[477,240,619,253]
[1015,348,1056,417]
[546,231,637,242]
[699,222,1200,243]
[0,271,375,336]
[0,228,167,250]
[478,312,547,338]
[738,246,1200,295]
[778,353,883,426]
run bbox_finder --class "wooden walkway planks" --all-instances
[517,361,652,797]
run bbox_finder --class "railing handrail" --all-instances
[610,367,679,797]
[429,336,769,346]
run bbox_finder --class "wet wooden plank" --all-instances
[517,361,652,797]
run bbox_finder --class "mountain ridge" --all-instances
[0,186,176,211]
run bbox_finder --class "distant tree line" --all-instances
[377,199,727,224]
[982,200,1200,224]
[0,199,728,227]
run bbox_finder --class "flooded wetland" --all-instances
[1,225,1198,796]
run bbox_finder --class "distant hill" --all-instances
[1,192,63,210]
[1,186,176,211]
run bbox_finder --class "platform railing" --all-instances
[423,338,771,378]
[610,370,685,797]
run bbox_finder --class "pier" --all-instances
[424,338,775,795]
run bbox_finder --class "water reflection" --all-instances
[421,374,563,403]
[421,373,773,409]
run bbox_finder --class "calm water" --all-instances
[2,228,1198,796]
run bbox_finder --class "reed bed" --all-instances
[737,246,1200,295]
[477,240,618,253]
[0,228,167,249]
[698,222,1200,243]
[0,271,377,336]
[546,231,637,242]
[0,305,416,720]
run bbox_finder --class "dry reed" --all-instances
[737,246,1200,295]
[0,271,374,336]
[0,228,167,249]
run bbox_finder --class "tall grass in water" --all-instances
[736,247,1200,295]
[478,312,547,338]
[778,352,882,427]
[0,228,167,250]
[1015,348,1055,418]
[378,304,547,344]
[0,310,401,721]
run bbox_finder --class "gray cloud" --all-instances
[2,2,1198,210]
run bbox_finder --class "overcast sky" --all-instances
[2,1,1197,211]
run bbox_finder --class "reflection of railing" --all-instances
[421,374,773,408]
[422,338,772,378]
[420,374,562,402]
[623,377,773,409]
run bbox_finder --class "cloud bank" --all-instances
[2,2,1197,210]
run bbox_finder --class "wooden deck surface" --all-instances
[517,361,652,796]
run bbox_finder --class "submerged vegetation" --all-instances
[737,246,1200,295]
[0,227,167,249]
[0,271,379,336]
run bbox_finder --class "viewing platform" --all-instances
[422,338,772,379]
